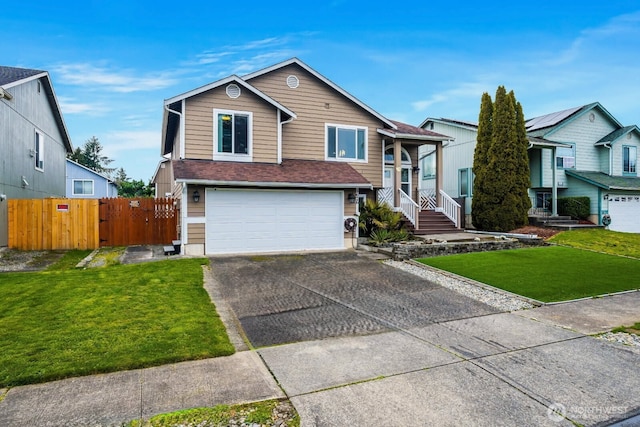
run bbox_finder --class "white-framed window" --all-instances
[555,144,575,169]
[326,124,367,162]
[422,151,436,179]
[73,179,94,195]
[34,130,44,171]
[623,145,637,175]
[213,109,252,160]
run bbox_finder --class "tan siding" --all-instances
[184,86,278,163]
[186,184,205,217]
[187,223,205,244]
[152,161,174,198]
[249,64,386,187]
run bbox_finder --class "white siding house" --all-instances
[421,103,640,232]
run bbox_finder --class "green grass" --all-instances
[611,322,640,335]
[46,249,93,271]
[126,400,299,427]
[417,246,640,302]
[549,228,640,259]
[0,258,234,387]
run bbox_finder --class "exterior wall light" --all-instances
[347,193,356,204]
[412,166,420,174]
[192,190,200,203]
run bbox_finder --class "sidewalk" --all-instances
[0,352,284,427]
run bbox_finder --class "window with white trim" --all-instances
[555,144,575,169]
[326,124,366,161]
[35,130,44,171]
[73,179,94,195]
[213,109,252,159]
[623,145,637,175]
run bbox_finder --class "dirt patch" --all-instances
[510,226,562,240]
[0,248,64,272]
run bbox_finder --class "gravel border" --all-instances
[384,259,535,312]
[596,332,640,352]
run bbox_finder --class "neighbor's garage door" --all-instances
[206,189,344,254]
[608,195,640,233]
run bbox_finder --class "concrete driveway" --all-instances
[211,251,640,427]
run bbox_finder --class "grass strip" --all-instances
[0,258,234,387]
[126,400,299,427]
[417,246,640,302]
[548,229,640,259]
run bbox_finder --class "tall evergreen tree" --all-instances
[471,92,493,229]
[472,86,531,231]
[67,136,115,177]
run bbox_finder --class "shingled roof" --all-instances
[173,158,373,189]
[0,66,45,86]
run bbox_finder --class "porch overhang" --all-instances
[527,137,572,149]
[565,170,640,191]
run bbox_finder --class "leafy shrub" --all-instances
[557,197,590,219]
[358,199,403,237]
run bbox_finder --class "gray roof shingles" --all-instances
[565,170,640,191]
[0,66,45,86]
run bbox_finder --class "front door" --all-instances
[384,166,411,195]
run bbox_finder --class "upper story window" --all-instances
[623,145,637,175]
[213,109,252,160]
[73,179,94,195]
[555,144,575,169]
[34,130,44,171]
[326,124,366,162]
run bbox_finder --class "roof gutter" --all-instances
[165,103,184,159]
[175,179,373,190]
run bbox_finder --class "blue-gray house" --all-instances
[65,159,118,198]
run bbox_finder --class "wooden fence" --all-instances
[99,198,177,247]
[8,198,100,250]
[8,198,177,250]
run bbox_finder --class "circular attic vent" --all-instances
[226,83,241,99]
[286,75,299,89]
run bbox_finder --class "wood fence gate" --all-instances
[99,198,177,247]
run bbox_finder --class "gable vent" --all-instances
[226,84,241,99]
[286,75,299,89]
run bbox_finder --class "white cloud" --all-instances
[411,82,491,112]
[57,96,109,115]
[52,63,178,92]
[101,130,160,157]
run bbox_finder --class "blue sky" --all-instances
[4,1,640,181]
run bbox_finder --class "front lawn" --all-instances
[548,228,640,259]
[417,246,640,302]
[0,258,234,387]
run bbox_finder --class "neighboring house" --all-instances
[0,66,73,246]
[154,58,453,255]
[420,102,640,232]
[65,159,118,198]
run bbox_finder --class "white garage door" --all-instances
[206,189,344,254]
[608,195,640,233]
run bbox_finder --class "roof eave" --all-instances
[175,178,373,190]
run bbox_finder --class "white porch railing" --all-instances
[398,189,419,227]
[436,190,461,228]
[419,189,437,210]
[377,187,394,208]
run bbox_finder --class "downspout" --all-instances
[278,110,294,165]
[605,143,612,175]
[551,146,558,217]
[165,102,185,159]
[180,182,188,252]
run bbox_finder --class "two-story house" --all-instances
[0,66,73,246]
[65,159,118,198]
[420,102,640,233]
[154,58,455,255]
